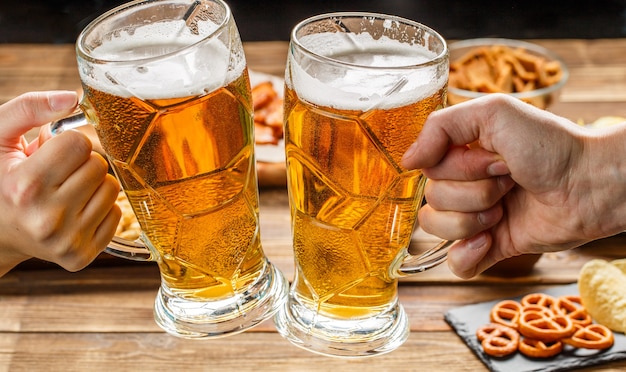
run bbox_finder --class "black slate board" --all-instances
[444,283,626,372]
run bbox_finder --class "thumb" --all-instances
[0,91,78,147]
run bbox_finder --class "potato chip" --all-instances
[578,259,626,333]
[610,258,626,274]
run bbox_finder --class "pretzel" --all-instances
[518,310,575,342]
[477,292,614,360]
[518,338,563,358]
[551,295,592,327]
[490,300,522,330]
[521,293,555,310]
[521,304,553,316]
[476,323,519,357]
[563,324,614,350]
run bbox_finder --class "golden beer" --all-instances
[274,12,449,357]
[284,85,446,317]
[83,69,267,300]
[72,0,287,339]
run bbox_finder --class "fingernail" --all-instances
[478,207,500,227]
[465,231,488,251]
[401,141,418,166]
[487,160,509,176]
[48,91,78,112]
[497,175,516,193]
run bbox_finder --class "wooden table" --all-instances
[2,40,626,371]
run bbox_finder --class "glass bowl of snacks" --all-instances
[448,38,569,109]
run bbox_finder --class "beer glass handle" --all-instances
[395,239,455,275]
[51,111,155,262]
[50,109,88,134]
[107,236,154,261]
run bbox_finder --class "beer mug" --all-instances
[273,13,453,357]
[52,0,287,339]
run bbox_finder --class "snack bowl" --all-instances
[448,38,569,109]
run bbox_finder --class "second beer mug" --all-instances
[55,0,288,339]
[274,13,453,357]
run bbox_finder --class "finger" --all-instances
[52,175,120,273]
[424,175,515,212]
[446,232,494,279]
[418,202,504,241]
[79,173,121,233]
[0,91,78,145]
[21,130,93,188]
[422,145,510,180]
[57,152,111,209]
[91,200,122,257]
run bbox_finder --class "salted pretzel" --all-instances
[519,310,575,342]
[490,300,522,330]
[476,323,519,357]
[551,295,592,327]
[518,338,563,358]
[563,324,614,350]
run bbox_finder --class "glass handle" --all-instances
[107,236,154,262]
[51,109,155,262]
[394,239,454,276]
[50,109,88,134]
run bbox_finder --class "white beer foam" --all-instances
[80,20,245,99]
[289,32,446,110]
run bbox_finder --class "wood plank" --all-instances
[1,331,625,371]
[0,265,617,333]
[0,332,485,371]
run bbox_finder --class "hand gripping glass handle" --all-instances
[51,110,154,262]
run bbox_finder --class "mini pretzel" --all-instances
[551,295,592,327]
[490,300,522,330]
[519,310,575,342]
[476,323,519,357]
[518,338,563,358]
[521,293,555,310]
[521,304,553,316]
[563,324,614,350]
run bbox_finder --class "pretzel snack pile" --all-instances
[477,293,614,359]
[449,44,564,108]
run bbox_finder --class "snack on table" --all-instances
[490,300,522,330]
[450,45,563,93]
[251,77,287,187]
[476,293,614,359]
[518,338,563,359]
[578,259,626,333]
[588,116,626,128]
[563,324,614,350]
[449,39,566,109]
[252,80,284,145]
[115,191,141,241]
[476,323,520,357]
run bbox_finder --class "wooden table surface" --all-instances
[1,40,626,371]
